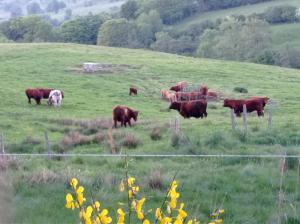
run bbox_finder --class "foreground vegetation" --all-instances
[0,43,299,223]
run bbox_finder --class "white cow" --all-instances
[47,90,63,107]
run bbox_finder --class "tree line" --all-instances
[0,1,300,69]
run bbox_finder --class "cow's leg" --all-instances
[36,98,41,105]
[114,120,117,128]
[128,120,131,127]
[27,96,31,104]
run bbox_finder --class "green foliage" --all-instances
[263,5,298,24]
[26,2,43,15]
[97,19,140,48]
[197,17,271,61]
[274,45,300,69]
[46,0,66,14]
[120,0,138,20]
[151,32,197,55]
[135,10,163,47]
[60,14,108,44]
[0,16,56,42]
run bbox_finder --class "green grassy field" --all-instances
[0,43,300,223]
[173,0,300,30]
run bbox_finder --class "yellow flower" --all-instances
[127,177,135,187]
[99,209,112,224]
[187,220,193,224]
[117,208,125,224]
[65,193,75,210]
[215,219,223,223]
[143,219,150,224]
[136,198,146,220]
[70,178,78,190]
[219,209,225,214]
[161,216,172,224]
[76,186,86,206]
[155,208,162,221]
[119,180,125,192]
[94,201,101,212]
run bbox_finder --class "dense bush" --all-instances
[0,16,56,42]
[97,19,141,48]
[60,14,109,44]
[263,5,297,24]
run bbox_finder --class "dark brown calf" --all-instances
[129,88,137,95]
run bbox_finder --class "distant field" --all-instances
[174,0,300,30]
[0,44,300,223]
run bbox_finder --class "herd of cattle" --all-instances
[25,81,269,128]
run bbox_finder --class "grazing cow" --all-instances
[223,98,265,117]
[170,81,188,92]
[113,105,139,128]
[38,88,53,99]
[25,89,43,105]
[161,90,177,102]
[207,91,218,101]
[169,100,207,119]
[47,90,63,107]
[129,87,138,96]
[175,92,204,101]
[249,96,269,107]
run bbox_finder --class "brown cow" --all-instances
[223,98,266,117]
[38,88,64,99]
[249,96,269,107]
[113,105,139,128]
[25,89,43,105]
[129,88,137,96]
[170,81,188,92]
[169,100,207,119]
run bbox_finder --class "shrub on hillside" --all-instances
[263,5,297,24]
[121,133,141,149]
[233,87,248,93]
[150,127,163,141]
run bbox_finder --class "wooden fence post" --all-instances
[268,100,273,130]
[230,109,236,131]
[243,104,247,132]
[0,133,5,155]
[44,131,51,159]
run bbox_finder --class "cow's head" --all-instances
[223,99,231,108]
[170,85,180,92]
[132,110,139,121]
[169,102,181,111]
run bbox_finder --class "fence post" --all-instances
[243,104,247,132]
[0,133,5,155]
[268,100,273,130]
[44,131,51,160]
[230,109,236,131]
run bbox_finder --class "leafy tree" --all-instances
[64,9,73,21]
[274,45,300,69]
[197,18,271,61]
[0,16,55,42]
[151,32,197,55]
[60,14,109,44]
[120,0,138,20]
[263,5,297,24]
[97,19,140,48]
[46,0,66,14]
[135,10,162,47]
[27,2,43,15]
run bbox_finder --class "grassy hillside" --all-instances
[0,43,300,223]
[174,0,300,29]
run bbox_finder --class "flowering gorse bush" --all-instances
[65,176,225,224]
